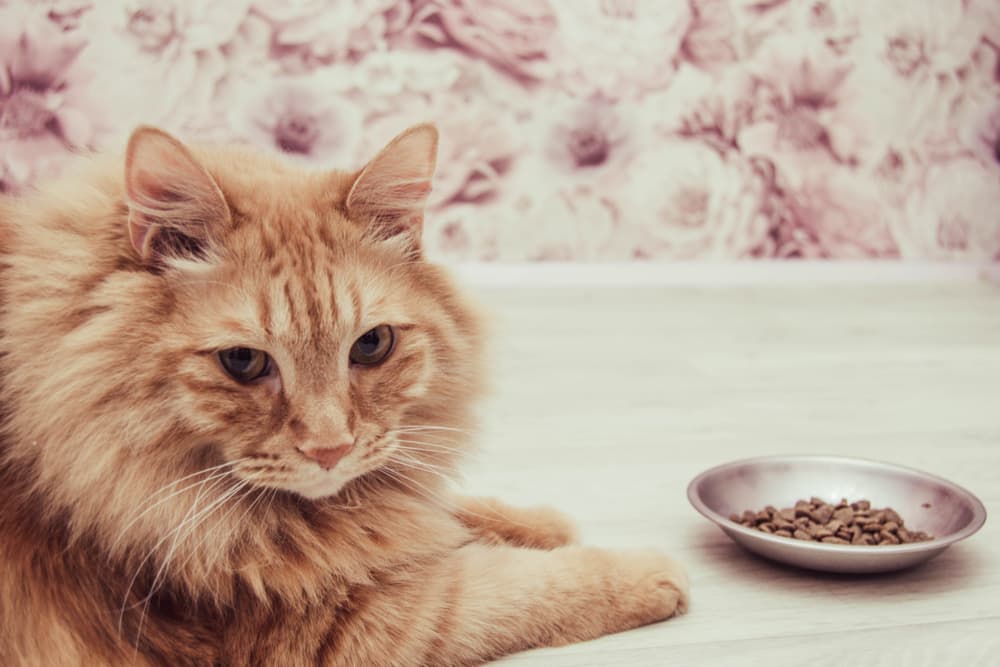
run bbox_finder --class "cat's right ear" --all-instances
[124,126,231,263]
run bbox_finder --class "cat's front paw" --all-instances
[613,550,690,626]
[508,505,579,550]
[455,497,579,550]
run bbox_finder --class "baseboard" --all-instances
[446,262,999,287]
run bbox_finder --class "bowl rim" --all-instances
[687,454,988,554]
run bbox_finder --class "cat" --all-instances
[0,124,688,666]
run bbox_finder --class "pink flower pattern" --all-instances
[1,0,998,260]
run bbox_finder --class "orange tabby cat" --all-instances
[0,125,688,666]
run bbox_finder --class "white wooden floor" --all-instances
[455,281,1000,666]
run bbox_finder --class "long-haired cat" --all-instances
[0,124,688,666]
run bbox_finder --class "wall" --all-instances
[1,0,999,261]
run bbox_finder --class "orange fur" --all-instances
[0,125,688,666]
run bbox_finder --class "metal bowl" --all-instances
[687,455,987,574]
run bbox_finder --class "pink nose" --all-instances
[299,443,354,470]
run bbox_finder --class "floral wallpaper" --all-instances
[2,0,999,261]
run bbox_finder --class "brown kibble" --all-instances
[810,506,834,524]
[731,498,933,547]
[833,507,854,523]
[880,531,900,545]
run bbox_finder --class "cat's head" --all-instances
[120,125,483,500]
[2,125,483,513]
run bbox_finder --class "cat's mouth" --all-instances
[231,434,402,500]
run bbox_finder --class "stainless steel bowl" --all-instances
[687,455,987,574]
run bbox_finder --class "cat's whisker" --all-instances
[389,452,457,484]
[393,424,470,435]
[379,466,459,512]
[111,460,248,552]
[393,439,464,454]
[128,475,259,663]
[145,476,256,598]
[117,471,246,634]
[180,481,266,575]
[393,446,463,461]
[383,462,541,532]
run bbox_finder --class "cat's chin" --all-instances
[281,476,350,500]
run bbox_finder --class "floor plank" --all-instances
[452,284,1000,665]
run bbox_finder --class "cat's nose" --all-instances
[298,443,354,470]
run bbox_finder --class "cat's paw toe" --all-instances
[619,550,690,623]
[520,506,579,549]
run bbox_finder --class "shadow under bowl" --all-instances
[687,455,987,574]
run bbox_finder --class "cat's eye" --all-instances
[218,347,273,383]
[349,325,395,366]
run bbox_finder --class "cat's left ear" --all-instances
[345,124,438,252]
[124,126,231,263]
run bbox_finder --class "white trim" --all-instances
[445,261,999,287]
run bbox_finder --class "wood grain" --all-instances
[455,284,1000,665]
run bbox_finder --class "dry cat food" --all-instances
[729,497,933,545]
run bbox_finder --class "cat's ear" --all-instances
[345,124,438,251]
[124,126,231,262]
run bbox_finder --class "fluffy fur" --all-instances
[0,125,688,666]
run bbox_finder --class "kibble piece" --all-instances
[774,529,793,538]
[779,508,795,521]
[880,531,900,545]
[821,536,850,544]
[833,507,854,523]
[853,500,871,511]
[793,529,813,541]
[810,505,834,524]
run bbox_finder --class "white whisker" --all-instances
[128,474,258,665]
[111,460,247,552]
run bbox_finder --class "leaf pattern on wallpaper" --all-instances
[1,0,999,260]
